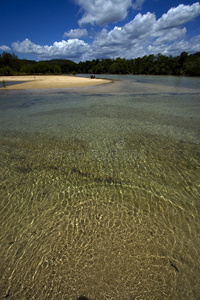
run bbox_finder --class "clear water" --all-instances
[0,75,200,299]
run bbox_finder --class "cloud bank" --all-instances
[12,38,90,61]
[12,2,200,61]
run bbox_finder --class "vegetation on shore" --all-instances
[0,51,200,76]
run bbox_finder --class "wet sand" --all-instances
[0,75,111,89]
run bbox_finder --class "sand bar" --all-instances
[0,75,111,89]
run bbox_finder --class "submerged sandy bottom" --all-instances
[0,130,199,300]
[0,77,200,299]
[0,75,110,89]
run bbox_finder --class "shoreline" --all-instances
[0,75,111,90]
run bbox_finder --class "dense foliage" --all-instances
[0,51,200,76]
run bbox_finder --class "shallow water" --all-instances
[0,81,27,88]
[0,75,200,299]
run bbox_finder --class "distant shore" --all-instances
[0,75,111,90]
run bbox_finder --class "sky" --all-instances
[0,0,200,62]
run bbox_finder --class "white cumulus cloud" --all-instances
[166,35,200,55]
[11,3,200,61]
[63,28,88,39]
[148,35,200,57]
[90,3,200,59]
[132,0,145,10]
[12,38,90,61]
[0,45,11,51]
[76,0,133,26]
[93,12,156,49]
[156,2,200,29]
[154,27,187,44]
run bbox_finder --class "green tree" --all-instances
[0,66,14,75]
[109,62,119,74]
[184,56,200,76]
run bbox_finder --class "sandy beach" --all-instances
[0,75,111,89]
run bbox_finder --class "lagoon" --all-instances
[0,75,200,299]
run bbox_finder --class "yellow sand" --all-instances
[0,75,111,89]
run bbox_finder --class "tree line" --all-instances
[0,51,200,76]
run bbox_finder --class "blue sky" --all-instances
[0,0,200,62]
